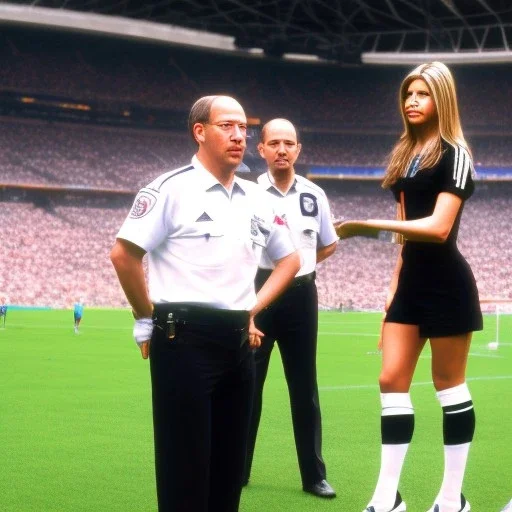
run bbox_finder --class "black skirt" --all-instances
[385,243,483,338]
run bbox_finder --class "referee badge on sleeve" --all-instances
[250,219,259,236]
[300,193,318,217]
[250,215,270,247]
[129,191,157,219]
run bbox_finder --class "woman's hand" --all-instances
[334,220,381,240]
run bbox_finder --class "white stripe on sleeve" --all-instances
[454,146,471,189]
[453,145,460,180]
[460,157,470,189]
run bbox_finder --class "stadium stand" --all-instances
[318,181,512,310]
[301,132,512,168]
[1,27,511,309]
[1,181,510,310]
[2,120,512,191]
[0,119,192,189]
[0,199,129,308]
[1,27,512,131]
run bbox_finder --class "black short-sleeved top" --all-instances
[386,141,483,338]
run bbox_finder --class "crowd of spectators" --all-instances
[1,28,512,133]
[300,132,512,168]
[1,27,511,311]
[0,200,129,308]
[317,181,512,310]
[0,119,193,189]
[2,119,512,192]
[2,181,510,310]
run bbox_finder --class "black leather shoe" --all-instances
[303,479,336,498]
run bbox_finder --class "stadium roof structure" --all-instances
[1,0,512,64]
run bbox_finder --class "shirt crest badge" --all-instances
[251,218,259,236]
[300,193,318,217]
[129,191,157,219]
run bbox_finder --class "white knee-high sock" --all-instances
[369,393,414,510]
[435,383,475,512]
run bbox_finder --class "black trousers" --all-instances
[149,305,254,512]
[244,270,326,487]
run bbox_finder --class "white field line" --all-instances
[0,323,131,330]
[320,331,379,336]
[320,321,380,325]
[320,375,512,391]
[320,331,511,347]
[363,351,505,359]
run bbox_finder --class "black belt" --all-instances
[153,303,249,331]
[256,269,316,288]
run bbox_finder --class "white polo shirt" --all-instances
[116,156,296,310]
[257,172,338,276]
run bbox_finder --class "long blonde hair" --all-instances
[383,61,470,188]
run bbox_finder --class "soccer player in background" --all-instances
[336,62,482,512]
[0,297,7,328]
[73,300,84,334]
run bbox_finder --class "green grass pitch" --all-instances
[1,309,510,511]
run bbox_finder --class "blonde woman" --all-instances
[336,62,482,512]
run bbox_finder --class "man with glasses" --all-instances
[111,96,300,512]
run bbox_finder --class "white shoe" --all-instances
[427,494,470,512]
[364,491,406,512]
[501,499,512,512]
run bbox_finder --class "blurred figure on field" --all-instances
[0,297,7,328]
[73,300,84,334]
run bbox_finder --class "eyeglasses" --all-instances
[204,121,248,134]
